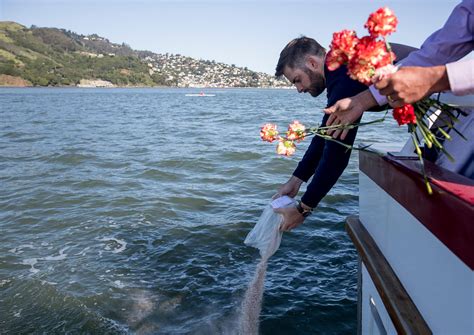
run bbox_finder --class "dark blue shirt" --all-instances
[293,65,368,208]
[293,44,415,208]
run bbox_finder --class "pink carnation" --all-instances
[276,140,296,156]
[260,123,279,142]
[286,120,306,142]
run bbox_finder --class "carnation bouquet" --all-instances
[261,7,465,194]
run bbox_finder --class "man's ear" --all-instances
[305,55,322,72]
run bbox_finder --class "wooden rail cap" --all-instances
[346,215,432,335]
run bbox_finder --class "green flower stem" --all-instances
[446,124,468,141]
[415,108,454,146]
[421,100,460,123]
[410,124,433,195]
[415,111,448,146]
[307,112,387,134]
[310,132,375,153]
[418,114,451,141]
[430,135,456,162]
[412,129,423,156]
[428,99,458,113]
[419,121,443,144]
[417,100,467,140]
[415,121,433,149]
[413,106,446,147]
[423,111,456,131]
[415,102,442,125]
[412,111,456,163]
[384,38,394,64]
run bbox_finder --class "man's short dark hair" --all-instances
[275,36,326,77]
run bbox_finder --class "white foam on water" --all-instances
[74,246,90,256]
[9,244,35,254]
[43,246,69,261]
[41,280,58,285]
[19,246,70,274]
[98,237,127,253]
[113,280,125,288]
[109,222,119,228]
[22,258,40,273]
[0,279,11,287]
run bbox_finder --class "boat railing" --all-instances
[348,149,473,334]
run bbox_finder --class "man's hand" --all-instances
[274,207,305,231]
[273,175,303,199]
[323,90,377,140]
[373,65,450,108]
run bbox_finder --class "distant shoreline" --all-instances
[0,85,295,90]
[0,22,291,89]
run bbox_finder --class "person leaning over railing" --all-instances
[323,0,474,179]
[271,37,414,231]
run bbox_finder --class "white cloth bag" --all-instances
[244,196,296,258]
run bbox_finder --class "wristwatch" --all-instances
[296,200,313,217]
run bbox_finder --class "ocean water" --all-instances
[0,88,407,334]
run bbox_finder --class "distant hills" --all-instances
[0,21,290,88]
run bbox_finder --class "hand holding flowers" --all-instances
[373,65,451,108]
[261,7,465,194]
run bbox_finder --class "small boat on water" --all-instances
[185,92,215,97]
[347,93,473,334]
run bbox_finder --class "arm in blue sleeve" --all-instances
[401,0,474,67]
[300,114,360,208]
[292,118,326,182]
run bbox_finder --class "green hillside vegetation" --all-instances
[0,22,153,86]
[0,21,289,88]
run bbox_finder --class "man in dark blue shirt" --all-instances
[273,36,413,231]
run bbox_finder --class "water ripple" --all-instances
[0,87,407,334]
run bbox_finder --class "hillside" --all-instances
[0,21,290,88]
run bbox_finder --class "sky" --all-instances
[0,0,461,74]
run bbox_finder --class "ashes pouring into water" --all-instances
[238,255,270,335]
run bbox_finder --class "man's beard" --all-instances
[305,68,326,97]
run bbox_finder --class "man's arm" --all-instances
[290,104,360,185]
[374,65,450,107]
[274,117,326,201]
[371,0,474,105]
[398,0,474,67]
[300,113,359,208]
[323,43,415,139]
[326,0,474,131]
[278,64,368,231]
[292,126,326,182]
[277,113,360,231]
[323,89,377,139]
[375,59,474,107]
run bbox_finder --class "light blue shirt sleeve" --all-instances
[446,59,474,96]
